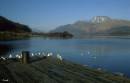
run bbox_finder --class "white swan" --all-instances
[15,54,22,59]
[57,54,62,61]
[1,57,6,60]
[47,52,53,57]
[38,52,41,55]
[31,53,34,56]
[18,55,22,59]
[47,53,50,56]
[15,54,19,58]
[9,54,12,58]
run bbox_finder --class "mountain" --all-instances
[90,16,111,23]
[51,16,130,38]
[0,16,31,33]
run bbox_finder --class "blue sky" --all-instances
[0,0,130,31]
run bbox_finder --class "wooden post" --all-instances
[21,51,30,64]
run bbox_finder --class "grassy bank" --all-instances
[0,32,31,40]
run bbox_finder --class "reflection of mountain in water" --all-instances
[0,40,30,56]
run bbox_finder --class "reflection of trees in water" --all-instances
[0,40,30,56]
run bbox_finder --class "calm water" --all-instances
[0,37,130,77]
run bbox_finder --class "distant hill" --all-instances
[0,16,32,40]
[51,16,130,38]
[0,16,31,33]
[32,31,73,39]
[106,26,130,35]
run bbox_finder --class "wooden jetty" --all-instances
[0,51,130,83]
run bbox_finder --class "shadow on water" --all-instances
[0,44,14,56]
[0,40,30,56]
